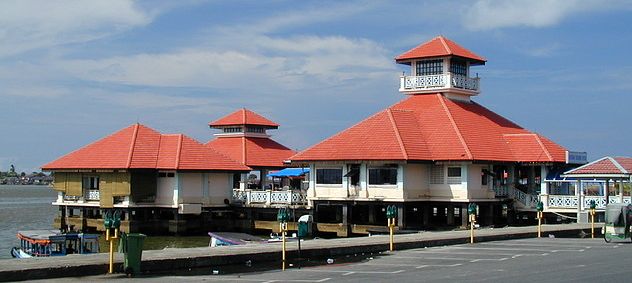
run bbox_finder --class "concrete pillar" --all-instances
[239,173,248,190]
[528,166,536,193]
[397,204,405,229]
[368,204,376,225]
[461,204,468,228]
[619,179,625,203]
[540,166,548,195]
[423,205,430,226]
[342,204,348,226]
[447,204,455,226]
[605,179,610,205]
[486,204,494,226]
[576,180,582,223]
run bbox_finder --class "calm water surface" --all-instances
[0,185,57,259]
[0,185,210,259]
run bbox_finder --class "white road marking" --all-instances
[448,246,584,252]
[404,250,518,256]
[480,242,593,248]
[206,278,331,283]
[416,263,462,269]
[301,269,405,274]
[389,256,506,261]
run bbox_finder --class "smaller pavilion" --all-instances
[556,156,632,222]
[206,108,296,191]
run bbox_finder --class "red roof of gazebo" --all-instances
[564,157,632,175]
[396,36,486,64]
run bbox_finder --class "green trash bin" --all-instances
[119,233,146,275]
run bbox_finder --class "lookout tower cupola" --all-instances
[209,108,279,138]
[396,36,486,100]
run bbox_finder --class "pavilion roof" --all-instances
[290,94,566,163]
[395,35,486,64]
[563,157,632,177]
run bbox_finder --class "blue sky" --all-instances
[1,0,631,173]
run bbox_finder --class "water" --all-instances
[0,185,211,259]
[0,185,57,259]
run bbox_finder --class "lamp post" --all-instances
[468,203,477,244]
[277,207,290,270]
[386,205,397,251]
[589,200,596,238]
[104,209,121,274]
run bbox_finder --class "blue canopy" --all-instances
[545,170,577,182]
[268,168,309,177]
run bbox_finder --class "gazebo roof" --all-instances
[563,156,632,178]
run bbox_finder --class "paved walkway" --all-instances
[0,224,593,282]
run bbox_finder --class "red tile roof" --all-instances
[205,136,296,168]
[396,36,486,63]
[209,108,279,128]
[42,124,250,171]
[291,94,567,163]
[564,157,632,175]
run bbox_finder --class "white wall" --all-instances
[156,171,176,206]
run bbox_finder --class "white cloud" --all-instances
[463,0,629,31]
[58,35,395,92]
[0,0,151,58]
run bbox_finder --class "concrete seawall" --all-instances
[0,224,593,282]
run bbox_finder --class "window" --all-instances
[82,176,99,190]
[450,59,467,76]
[369,165,398,185]
[316,168,342,184]
[223,127,243,133]
[246,127,265,133]
[481,170,488,186]
[158,172,175,178]
[416,59,443,75]
[447,167,462,185]
[430,165,444,184]
[447,167,461,177]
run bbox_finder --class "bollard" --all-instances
[104,210,121,274]
[536,201,544,238]
[386,205,397,251]
[277,208,290,271]
[468,203,476,244]
[589,200,596,238]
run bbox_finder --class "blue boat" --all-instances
[11,230,100,258]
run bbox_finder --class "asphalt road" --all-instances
[36,237,632,282]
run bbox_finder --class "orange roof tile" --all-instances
[291,94,567,163]
[565,157,632,175]
[396,36,486,63]
[42,124,249,171]
[209,108,279,128]
[206,136,296,168]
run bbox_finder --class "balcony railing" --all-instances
[84,189,100,201]
[547,195,631,209]
[399,73,480,94]
[232,189,307,206]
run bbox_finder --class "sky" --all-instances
[1,0,632,173]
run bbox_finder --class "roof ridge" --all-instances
[386,109,408,160]
[532,134,553,161]
[609,156,628,174]
[438,36,452,54]
[154,134,162,168]
[241,136,247,165]
[126,124,140,168]
[438,94,472,159]
[175,134,183,170]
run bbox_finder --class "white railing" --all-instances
[399,73,480,93]
[232,189,307,206]
[507,186,538,208]
[547,195,632,209]
[493,185,509,197]
[84,189,100,201]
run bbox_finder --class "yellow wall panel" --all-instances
[52,172,67,192]
[66,173,82,196]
